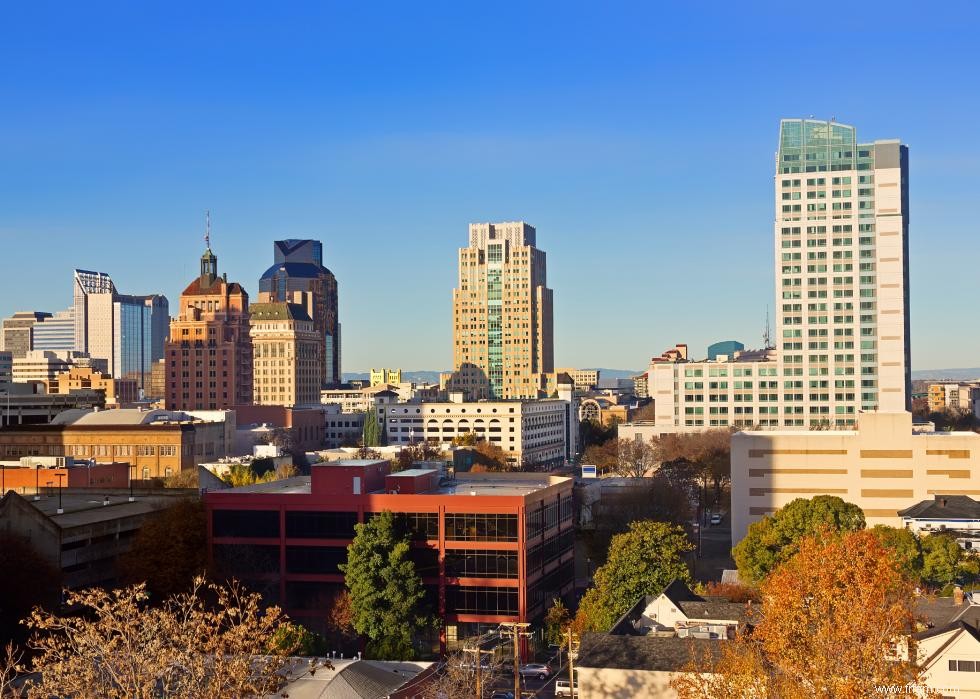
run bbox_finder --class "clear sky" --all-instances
[1,1,978,372]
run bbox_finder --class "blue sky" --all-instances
[1,1,978,372]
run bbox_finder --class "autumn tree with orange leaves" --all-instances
[672,529,936,699]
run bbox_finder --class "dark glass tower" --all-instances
[259,239,340,386]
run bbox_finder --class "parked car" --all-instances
[710,513,722,525]
[490,693,514,699]
[518,663,551,680]
[555,679,578,697]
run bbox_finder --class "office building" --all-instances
[1,311,52,358]
[205,461,574,652]
[0,489,196,590]
[641,120,910,431]
[165,243,252,411]
[928,382,980,417]
[370,368,402,386]
[250,299,322,407]
[451,221,554,400]
[707,340,744,361]
[33,309,76,352]
[72,270,169,390]
[46,365,139,408]
[0,408,234,480]
[12,350,105,385]
[381,391,578,468]
[0,351,11,389]
[259,239,341,387]
[730,411,980,545]
[556,368,600,391]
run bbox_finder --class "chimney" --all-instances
[954,585,965,606]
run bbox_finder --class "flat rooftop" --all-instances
[1,488,196,528]
[213,472,571,498]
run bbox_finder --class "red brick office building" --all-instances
[204,460,574,655]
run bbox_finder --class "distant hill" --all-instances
[343,367,643,384]
[912,368,980,381]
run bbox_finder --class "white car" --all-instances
[710,513,722,525]
[555,679,578,696]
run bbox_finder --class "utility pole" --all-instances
[566,627,580,698]
[462,644,494,699]
[498,622,531,698]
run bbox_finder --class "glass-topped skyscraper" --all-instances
[775,119,910,423]
[258,240,340,387]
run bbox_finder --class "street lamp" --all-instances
[129,463,136,502]
[34,461,40,500]
[55,473,65,514]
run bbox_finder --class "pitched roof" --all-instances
[662,579,703,605]
[327,660,425,698]
[915,595,980,630]
[914,619,980,642]
[898,495,980,520]
[249,302,313,322]
[577,633,722,672]
[675,601,756,625]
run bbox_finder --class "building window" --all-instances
[445,514,518,542]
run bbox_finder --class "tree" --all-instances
[268,621,327,656]
[0,533,61,647]
[574,520,692,632]
[616,438,659,478]
[673,530,930,699]
[921,533,962,588]
[392,442,446,473]
[869,525,923,582]
[655,429,733,506]
[118,499,207,600]
[472,439,510,471]
[581,439,618,475]
[23,577,307,698]
[420,649,505,699]
[164,468,199,488]
[362,410,383,447]
[324,590,359,654]
[732,495,865,584]
[543,598,571,647]
[580,419,616,449]
[339,511,435,659]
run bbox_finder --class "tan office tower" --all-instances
[250,297,322,407]
[165,244,252,411]
[452,221,554,399]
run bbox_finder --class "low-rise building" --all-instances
[0,488,197,589]
[556,368,600,392]
[381,393,578,468]
[0,408,233,480]
[899,495,980,551]
[46,365,139,407]
[575,580,750,698]
[731,411,980,545]
[233,405,326,453]
[323,405,367,448]
[914,591,980,696]
[0,383,106,428]
[13,350,107,386]
[0,458,129,494]
[204,461,575,654]
[928,382,980,416]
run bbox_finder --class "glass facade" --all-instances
[113,294,168,391]
[33,309,76,351]
[445,513,518,542]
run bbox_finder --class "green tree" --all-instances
[362,410,383,447]
[733,495,865,584]
[118,499,207,600]
[339,510,434,659]
[921,533,962,588]
[543,598,571,647]
[574,520,692,633]
[869,525,923,582]
[268,621,327,656]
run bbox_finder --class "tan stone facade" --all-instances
[731,411,980,544]
[250,298,321,407]
[46,366,139,407]
[451,221,553,400]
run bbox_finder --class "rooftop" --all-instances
[899,495,980,520]
[268,658,432,699]
[915,594,980,631]
[0,489,196,529]
[50,408,209,427]
[577,633,721,672]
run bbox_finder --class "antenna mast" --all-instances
[205,210,211,249]
[763,307,773,349]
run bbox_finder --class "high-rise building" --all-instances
[1,311,52,358]
[72,270,169,390]
[165,244,252,411]
[33,309,76,352]
[641,119,911,432]
[451,221,554,400]
[250,297,322,407]
[775,118,910,420]
[259,240,340,387]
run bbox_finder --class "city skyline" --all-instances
[2,3,979,371]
